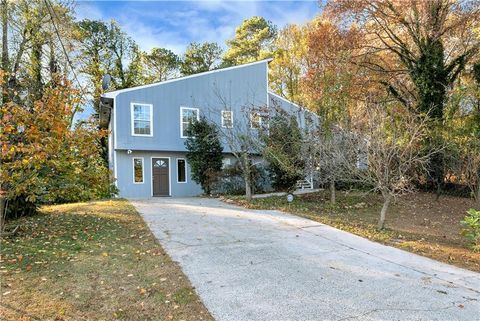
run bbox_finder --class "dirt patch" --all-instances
[0,199,214,321]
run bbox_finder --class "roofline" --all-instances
[267,91,318,117]
[103,58,273,98]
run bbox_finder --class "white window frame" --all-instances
[176,158,187,183]
[221,110,233,128]
[132,157,144,184]
[180,106,200,138]
[250,111,262,129]
[222,158,231,169]
[131,103,153,137]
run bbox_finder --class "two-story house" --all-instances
[100,59,313,198]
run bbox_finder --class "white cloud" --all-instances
[73,1,319,55]
[74,1,105,21]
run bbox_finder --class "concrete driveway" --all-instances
[132,197,480,321]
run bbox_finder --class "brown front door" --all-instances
[152,158,170,196]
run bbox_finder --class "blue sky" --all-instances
[75,1,320,54]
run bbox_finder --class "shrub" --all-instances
[185,117,224,194]
[212,161,269,195]
[1,84,116,220]
[263,113,304,192]
[461,208,480,252]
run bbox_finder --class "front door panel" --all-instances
[152,158,169,196]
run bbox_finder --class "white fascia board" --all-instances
[102,59,273,99]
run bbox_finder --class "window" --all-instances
[131,103,153,136]
[222,158,231,169]
[221,110,233,128]
[133,157,144,183]
[250,112,262,129]
[180,107,199,138]
[177,158,186,183]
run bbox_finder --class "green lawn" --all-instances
[0,199,214,321]
[224,190,480,272]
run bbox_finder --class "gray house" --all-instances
[101,59,312,198]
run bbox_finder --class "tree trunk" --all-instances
[30,38,43,104]
[475,183,480,210]
[0,194,6,233]
[1,0,9,104]
[245,175,252,201]
[243,154,252,202]
[378,192,392,230]
[329,178,336,204]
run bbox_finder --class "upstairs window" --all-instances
[177,158,186,183]
[250,112,262,129]
[131,103,153,136]
[180,107,199,138]
[133,157,144,183]
[222,158,232,169]
[221,110,233,128]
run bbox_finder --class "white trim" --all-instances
[221,110,233,128]
[268,91,317,118]
[103,59,273,98]
[176,158,187,183]
[113,98,118,188]
[132,157,145,184]
[249,111,262,129]
[180,106,200,138]
[131,102,153,137]
[150,156,172,197]
[113,151,118,189]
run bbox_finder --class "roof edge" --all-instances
[268,91,318,117]
[103,58,273,98]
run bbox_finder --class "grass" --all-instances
[0,199,214,321]
[224,190,480,272]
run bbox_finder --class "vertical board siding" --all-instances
[114,62,268,152]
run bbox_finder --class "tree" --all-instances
[1,0,76,106]
[0,79,115,227]
[303,16,364,128]
[312,126,361,204]
[180,42,223,75]
[269,24,308,105]
[355,104,436,230]
[185,117,224,194]
[1,0,8,104]
[326,0,480,192]
[263,110,304,191]
[75,19,111,115]
[445,62,480,206]
[143,47,179,82]
[224,16,277,65]
[107,20,145,89]
[212,88,267,200]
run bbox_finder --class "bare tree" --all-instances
[312,126,363,204]
[355,104,439,229]
[208,88,268,201]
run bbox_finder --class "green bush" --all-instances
[461,208,480,252]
